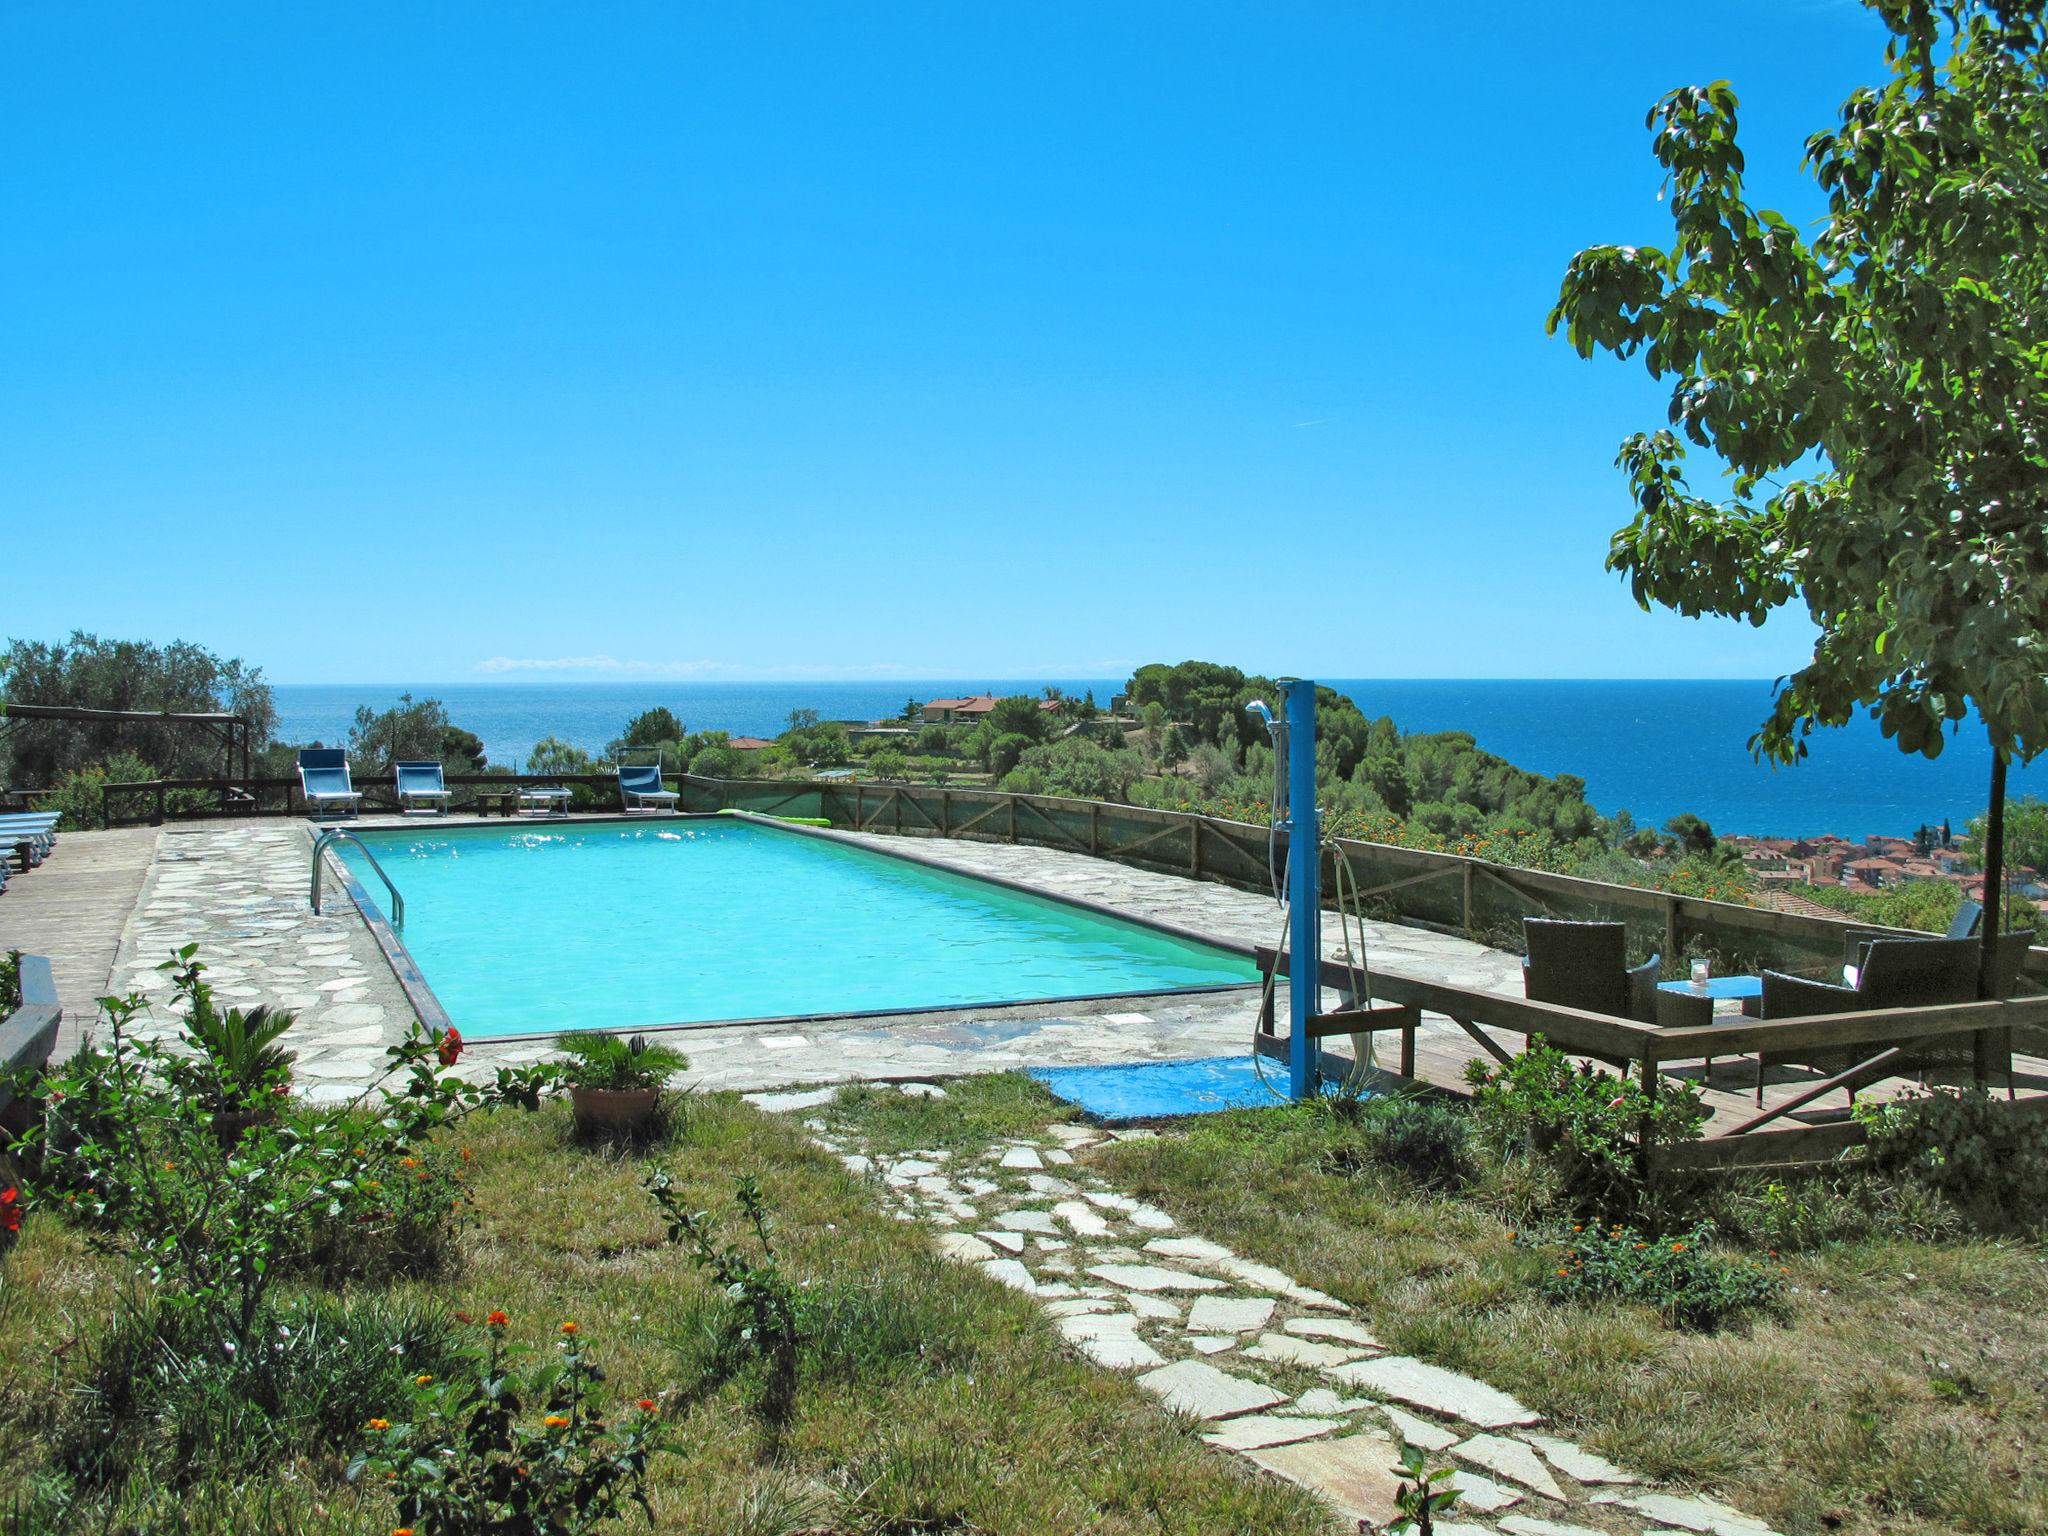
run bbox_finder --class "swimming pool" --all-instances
[331,817,1259,1038]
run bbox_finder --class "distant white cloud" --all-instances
[472,655,916,679]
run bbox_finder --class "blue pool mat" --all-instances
[1027,1056,1293,1125]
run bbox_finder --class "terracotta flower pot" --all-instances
[570,1085,659,1131]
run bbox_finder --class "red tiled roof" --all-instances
[728,736,772,750]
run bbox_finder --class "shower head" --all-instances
[1245,699,1277,738]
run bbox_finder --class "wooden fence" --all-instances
[89,767,2048,993]
[678,774,2048,992]
[1260,946,2048,1172]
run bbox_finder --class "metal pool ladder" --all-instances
[310,828,405,931]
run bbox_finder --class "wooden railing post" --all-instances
[1090,803,1100,855]
[1008,795,1017,842]
[1190,819,1201,876]
[1462,861,1475,930]
[1664,896,1682,969]
[942,790,952,835]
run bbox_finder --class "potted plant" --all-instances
[556,1032,688,1132]
[184,999,297,1144]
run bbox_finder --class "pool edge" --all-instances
[316,812,1269,1044]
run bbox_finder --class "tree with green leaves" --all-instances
[0,631,276,786]
[1550,0,2048,991]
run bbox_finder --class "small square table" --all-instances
[516,786,572,818]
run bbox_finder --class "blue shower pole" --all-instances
[1285,678,1321,1099]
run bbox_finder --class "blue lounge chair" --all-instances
[0,812,59,870]
[617,762,678,815]
[297,749,362,820]
[395,760,452,815]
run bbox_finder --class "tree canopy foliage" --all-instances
[347,695,491,776]
[1550,0,2048,769]
[0,631,277,786]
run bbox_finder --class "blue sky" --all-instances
[2,2,1886,685]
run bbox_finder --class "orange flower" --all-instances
[414,1374,434,1386]
[544,1414,570,1429]
[367,1417,391,1430]
[487,1310,509,1328]
[559,1321,578,1335]
[395,1528,414,1536]
[1670,1242,1686,1253]
[1556,1268,1571,1277]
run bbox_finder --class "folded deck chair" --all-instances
[395,760,452,815]
[297,749,362,820]
[617,762,679,814]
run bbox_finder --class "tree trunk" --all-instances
[1980,746,2008,1000]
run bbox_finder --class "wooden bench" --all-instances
[1,955,61,1201]
[469,789,519,817]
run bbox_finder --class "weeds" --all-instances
[646,1170,808,1423]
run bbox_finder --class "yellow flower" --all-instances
[414,1374,434,1386]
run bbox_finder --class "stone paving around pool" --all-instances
[78,818,1525,1101]
[773,1088,1782,1536]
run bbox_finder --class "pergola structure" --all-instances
[0,702,255,792]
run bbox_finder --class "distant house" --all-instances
[921,695,1064,725]
[728,736,773,752]
[923,695,998,725]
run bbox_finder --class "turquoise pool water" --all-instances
[334,819,1258,1038]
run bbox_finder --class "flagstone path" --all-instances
[767,1087,1781,1536]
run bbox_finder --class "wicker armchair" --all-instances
[1757,935,2000,1103]
[1520,922,1662,1068]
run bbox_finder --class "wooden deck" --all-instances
[0,826,160,1029]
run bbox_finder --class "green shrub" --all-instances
[1,949,19,1013]
[1466,1042,1705,1219]
[38,752,176,830]
[1525,1220,1785,1330]
[1318,1091,1475,1188]
[23,945,535,1359]
[1855,1086,2048,1229]
[351,1313,662,1534]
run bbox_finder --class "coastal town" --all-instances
[1727,829,2044,913]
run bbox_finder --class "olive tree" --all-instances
[1550,0,2048,989]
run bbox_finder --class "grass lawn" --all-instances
[0,1093,1331,1534]
[820,1074,2048,1536]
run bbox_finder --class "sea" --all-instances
[270,678,2039,842]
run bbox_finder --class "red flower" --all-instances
[437,1027,464,1067]
[487,1309,509,1328]
[0,1187,21,1234]
[636,1398,656,1412]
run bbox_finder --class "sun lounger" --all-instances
[395,760,453,815]
[617,762,679,814]
[0,812,59,869]
[297,749,362,820]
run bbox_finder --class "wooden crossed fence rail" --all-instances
[1251,945,2048,1172]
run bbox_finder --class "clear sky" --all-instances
[2,1,1888,685]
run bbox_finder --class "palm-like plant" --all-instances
[554,1032,688,1092]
